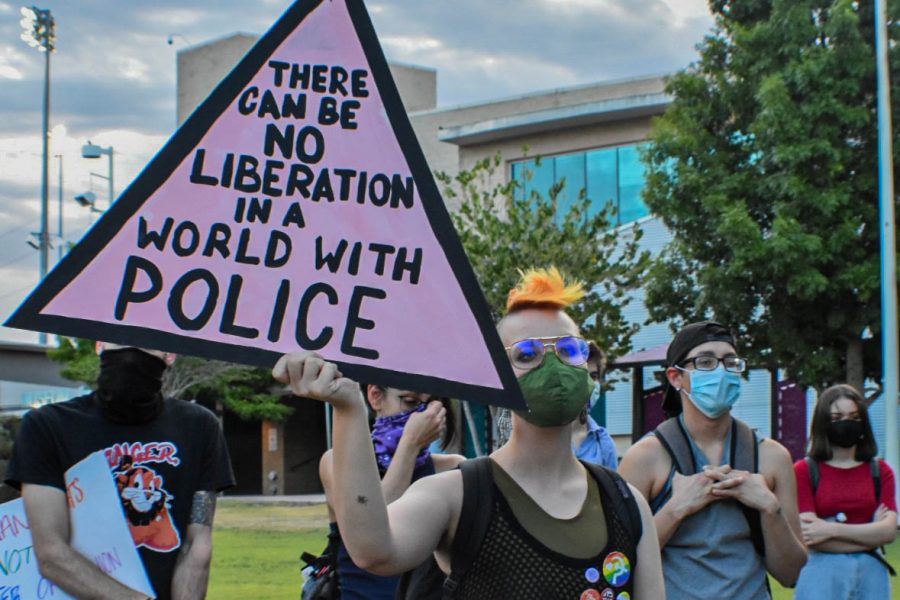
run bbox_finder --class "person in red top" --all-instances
[793,383,897,599]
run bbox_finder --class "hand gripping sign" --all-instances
[0,452,155,599]
[6,0,524,409]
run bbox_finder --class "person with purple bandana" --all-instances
[318,385,463,599]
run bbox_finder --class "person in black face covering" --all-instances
[792,384,898,599]
[95,343,170,424]
[6,342,235,600]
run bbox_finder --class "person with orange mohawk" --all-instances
[274,267,664,599]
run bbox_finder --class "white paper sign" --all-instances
[0,498,72,599]
[65,451,156,598]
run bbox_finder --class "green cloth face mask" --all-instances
[515,353,593,427]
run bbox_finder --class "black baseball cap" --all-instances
[662,321,736,417]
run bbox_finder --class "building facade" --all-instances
[178,31,896,475]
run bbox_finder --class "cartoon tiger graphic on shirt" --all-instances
[105,442,182,553]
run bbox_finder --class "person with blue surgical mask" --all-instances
[619,321,807,599]
[572,341,618,469]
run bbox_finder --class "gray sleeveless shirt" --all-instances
[651,417,769,599]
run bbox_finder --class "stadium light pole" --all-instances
[20,6,55,346]
[55,153,63,261]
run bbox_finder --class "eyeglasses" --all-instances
[679,355,747,373]
[505,336,589,370]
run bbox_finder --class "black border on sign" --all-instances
[4,0,525,410]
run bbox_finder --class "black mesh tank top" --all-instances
[452,467,638,600]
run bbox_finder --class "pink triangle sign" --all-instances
[6,0,524,409]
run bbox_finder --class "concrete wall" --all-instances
[0,342,80,388]
[177,34,437,127]
[0,342,82,412]
[177,34,258,126]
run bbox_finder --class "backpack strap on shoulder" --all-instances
[654,417,696,475]
[871,460,882,503]
[443,457,494,599]
[731,418,757,472]
[730,418,765,558]
[582,461,643,571]
[806,457,820,495]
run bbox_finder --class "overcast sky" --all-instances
[0,0,714,344]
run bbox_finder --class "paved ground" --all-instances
[220,493,327,505]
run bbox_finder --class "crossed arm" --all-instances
[799,504,897,553]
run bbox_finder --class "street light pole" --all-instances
[81,142,115,208]
[875,0,899,494]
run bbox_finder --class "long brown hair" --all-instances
[808,384,877,462]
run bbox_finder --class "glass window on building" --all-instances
[510,143,650,227]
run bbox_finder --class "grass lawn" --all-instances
[210,500,900,599]
[208,502,330,600]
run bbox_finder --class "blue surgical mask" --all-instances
[680,367,741,418]
[588,381,601,410]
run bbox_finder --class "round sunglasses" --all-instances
[504,336,590,370]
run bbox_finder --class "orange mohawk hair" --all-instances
[506,267,586,314]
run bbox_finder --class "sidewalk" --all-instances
[220,493,327,505]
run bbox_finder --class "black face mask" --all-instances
[96,348,166,425]
[826,419,865,448]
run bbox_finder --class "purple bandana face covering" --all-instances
[371,403,431,472]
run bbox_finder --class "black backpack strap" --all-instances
[731,418,765,558]
[731,418,757,472]
[582,462,643,571]
[443,457,494,599]
[871,459,882,503]
[653,417,696,475]
[806,457,820,495]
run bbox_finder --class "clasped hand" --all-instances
[669,464,778,519]
[704,465,779,514]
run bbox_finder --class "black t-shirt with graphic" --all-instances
[6,393,235,600]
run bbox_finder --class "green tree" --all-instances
[438,154,650,368]
[642,0,899,393]
[48,337,291,421]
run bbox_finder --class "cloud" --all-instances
[366,0,711,103]
[0,0,714,343]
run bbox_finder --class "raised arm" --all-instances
[320,401,446,517]
[274,352,457,574]
[24,483,150,600]
[172,491,217,600]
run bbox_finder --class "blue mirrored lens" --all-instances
[511,339,543,366]
[556,337,589,365]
